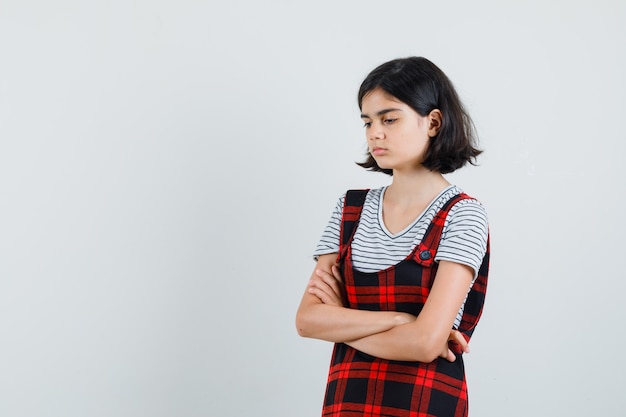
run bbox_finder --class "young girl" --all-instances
[296,57,490,417]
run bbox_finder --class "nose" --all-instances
[367,122,384,141]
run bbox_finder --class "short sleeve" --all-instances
[435,198,489,279]
[312,193,345,260]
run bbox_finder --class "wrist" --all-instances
[392,312,414,327]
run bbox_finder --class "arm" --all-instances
[295,253,415,343]
[345,260,473,362]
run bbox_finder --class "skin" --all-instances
[295,88,473,362]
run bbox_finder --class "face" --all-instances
[360,88,440,173]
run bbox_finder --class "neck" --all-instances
[386,168,450,205]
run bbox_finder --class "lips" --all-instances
[371,147,387,156]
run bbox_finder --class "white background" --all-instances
[1,1,624,416]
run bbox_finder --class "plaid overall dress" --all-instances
[322,189,490,417]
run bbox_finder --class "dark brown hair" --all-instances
[357,57,481,175]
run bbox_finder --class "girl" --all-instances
[296,57,490,417]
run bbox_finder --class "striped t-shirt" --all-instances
[313,185,489,328]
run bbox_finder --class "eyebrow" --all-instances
[360,108,403,119]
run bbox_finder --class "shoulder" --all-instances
[346,187,383,199]
[440,191,489,251]
[341,187,384,208]
[441,187,489,238]
[436,188,489,276]
[445,187,488,221]
[449,197,488,222]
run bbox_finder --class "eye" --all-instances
[384,118,397,124]
[363,121,372,128]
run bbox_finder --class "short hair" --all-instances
[357,57,481,175]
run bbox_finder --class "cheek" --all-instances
[407,134,430,157]
[403,128,429,147]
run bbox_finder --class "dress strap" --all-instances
[413,192,490,338]
[412,193,471,265]
[336,189,369,264]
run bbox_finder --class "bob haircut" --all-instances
[357,57,481,175]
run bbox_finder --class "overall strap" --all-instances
[337,189,369,263]
[459,236,489,336]
[412,192,490,339]
[413,193,471,265]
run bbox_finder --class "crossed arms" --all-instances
[295,253,474,363]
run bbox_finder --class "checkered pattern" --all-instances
[323,189,490,417]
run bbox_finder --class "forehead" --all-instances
[360,88,408,116]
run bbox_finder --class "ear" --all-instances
[427,109,442,137]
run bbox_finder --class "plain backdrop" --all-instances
[1,1,625,416]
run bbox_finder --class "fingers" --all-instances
[331,264,343,284]
[439,330,471,362]
[318,266,344,295]
[312,268,344,297]
[449,330,470,354]
[445,348,457,362]
[308,284,340,305]
[308,268,345,306]
[315,267,341,294]
[437,344,456,362]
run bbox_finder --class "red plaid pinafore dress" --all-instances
[322,189,490,417]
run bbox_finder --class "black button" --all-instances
[419,250,431,260]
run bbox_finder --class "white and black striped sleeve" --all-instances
[312,193,345,259]
[436,199,489,279]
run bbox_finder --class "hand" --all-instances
[308,264,346,307]
[438,329,470,362]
